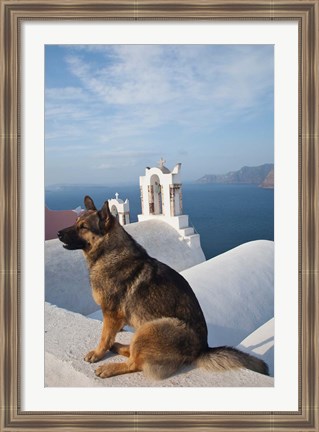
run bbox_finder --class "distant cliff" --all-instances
[260,169,274,188]
[196,164,274,188]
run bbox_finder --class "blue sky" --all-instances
[45,44,274,186]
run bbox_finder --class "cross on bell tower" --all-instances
[158,157,166,169]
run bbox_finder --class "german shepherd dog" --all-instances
[57,196,268,380]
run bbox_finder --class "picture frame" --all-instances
[0,0,318,431]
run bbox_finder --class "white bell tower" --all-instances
[138,159,202,250]
[108,193,130,226]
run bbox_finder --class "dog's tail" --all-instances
[196,346,269,376]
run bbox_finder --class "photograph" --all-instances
[1,0,318,430]
[44,44,274,388]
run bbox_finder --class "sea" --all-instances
[45,183,274,260]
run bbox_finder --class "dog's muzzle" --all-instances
[57,228,86,250]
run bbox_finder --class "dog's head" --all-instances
[57,196,114,251]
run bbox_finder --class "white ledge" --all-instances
[45,303,274,388]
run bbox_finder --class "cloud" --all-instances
[97,159,137,170]
[95,149,159,158]
[45,44,274,184]
[45,87,87,101]
[65,45,273,108]
[64,49,176,106]
[94,149,161,173]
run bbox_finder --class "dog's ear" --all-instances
[84,196,97,211]
[100,200,112,221]
[99,201,115,233]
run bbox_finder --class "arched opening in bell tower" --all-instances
[110,205,119,221]
[149,174,163,215]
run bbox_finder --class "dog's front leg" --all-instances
[85,310,125,363]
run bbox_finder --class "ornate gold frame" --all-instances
[1,0,318,430]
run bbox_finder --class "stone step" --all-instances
[184,233,201,248]
[179,227,194,236]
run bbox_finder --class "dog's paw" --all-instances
[84,349,104,363]
[95,364,111,378]
[95,363,120,378]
